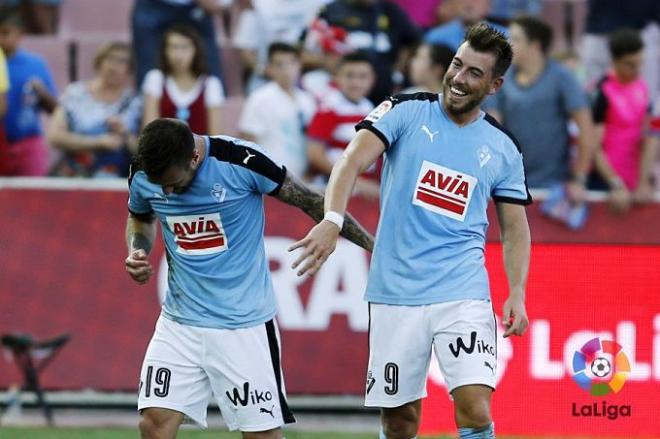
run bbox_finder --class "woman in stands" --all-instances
[47,42,141,177]
[142,24,224,135]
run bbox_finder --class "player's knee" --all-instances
[139,411,176,439]
[382,408,420,439]
[454,399,491,428]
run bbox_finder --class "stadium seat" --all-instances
[219,96,244,136]
[220,45,245,98]
[21,36,71,93]
[59,0,132,40]
[1,332,71,426]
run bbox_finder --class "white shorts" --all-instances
[137,315,295,431]
[365,300,497,408]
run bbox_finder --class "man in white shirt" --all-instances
[239,43,316,178]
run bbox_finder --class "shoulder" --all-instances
[548,61,578,83]
[388,92,439,112]
[207,135,287,183]
[143,69,165,92]
[128,159,147,188]
[61,81,88,102]
[246,82,276,102]
[482,112,522,154]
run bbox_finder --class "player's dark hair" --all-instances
[463,22,513,77]
[337,50,375,70]
[160,24,208,77]
[0,7,23,28]
[427,43,455,72]
[609,28,643,59]
[511,16,553,55]
[137,118,195,179]
[267,42,300,62]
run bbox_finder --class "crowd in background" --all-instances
[0,0,659,217]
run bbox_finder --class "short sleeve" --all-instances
[492,145,532,205]
[355,96,405,149]
[142,69,164,98]
[127,166,153,216]
[204,76,225,107]
[238,93,267,137]
[558,65,589,113]
[0,49,8,93]
[208,136,287,195]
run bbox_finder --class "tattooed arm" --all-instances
[125,213,157,284]
[274,172,374,253]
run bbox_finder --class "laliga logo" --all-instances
[429,317,513,387]
[571,337,631,396]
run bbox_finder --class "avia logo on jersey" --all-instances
[166,213,228,255]
[412,161,477,221]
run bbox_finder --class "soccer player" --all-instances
[291,24,532,439]
[124,118,373,439]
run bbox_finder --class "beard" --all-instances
[442,80,487,116]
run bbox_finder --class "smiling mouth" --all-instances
[449,85,468,98]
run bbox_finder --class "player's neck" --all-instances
[442,101,481,127]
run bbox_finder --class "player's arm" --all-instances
[125,212,157,285]
[288,129,384,276]
[275,172,374,270]
[634,115,658,203]
[495,202,531,338]
[567,108,596,202]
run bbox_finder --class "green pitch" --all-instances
[0,428,612,439]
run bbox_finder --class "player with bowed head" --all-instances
[124,118,373,439]
[291,24,532,439]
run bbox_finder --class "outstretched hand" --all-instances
[288,221,341,277]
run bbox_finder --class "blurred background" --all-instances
[0,0,659,437]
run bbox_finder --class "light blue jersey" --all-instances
[356,93,531,305]
[128,136,286,329]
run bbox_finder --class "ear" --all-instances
[488,76,504,95]
[191,148,201,168]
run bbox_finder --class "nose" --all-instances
[452,69,468,85]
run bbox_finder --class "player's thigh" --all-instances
[365,303,433,408]
[431,300,497,393]
[204,319,295,433]
[138,316,212,428]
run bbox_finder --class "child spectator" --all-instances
[403,42,454,94]
[142,24,224,135]
[238,42,316,178]
[47,42,141,178]
[0,9,57,176]
[307,51,379,198]
[591,28,658,214]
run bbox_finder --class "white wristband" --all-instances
[323,211,344,230]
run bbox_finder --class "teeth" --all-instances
[451,86,467,97]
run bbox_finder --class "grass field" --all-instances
[0,429,610,439]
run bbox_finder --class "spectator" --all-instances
[387,0,441,31]
[403,42,454,94]
[582,0,659,100]
[132,0,223,87]
[590,29,658,214]
[238,42,316,178]
[306,51,378,198]
[487,0,542,26]
[484,16,593,201]
[425,0,507,51]
[142,24,224,135]
[0,48,9,170]
[233,0,328,93]
[305,0,419,104]
[0,9,57,176]
[47,42,141,178]
[3,0,65,34]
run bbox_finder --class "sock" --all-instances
[458,423,495,438]
[379,429,417,439]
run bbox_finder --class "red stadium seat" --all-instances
[59,0,132,40]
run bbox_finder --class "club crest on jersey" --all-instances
[365,100,392,123]
[412,161,477,221]
[211,183,226,203]
[166,213,228,255]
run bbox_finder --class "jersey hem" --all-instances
[160,310,277,330]
[365,294,490,306]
